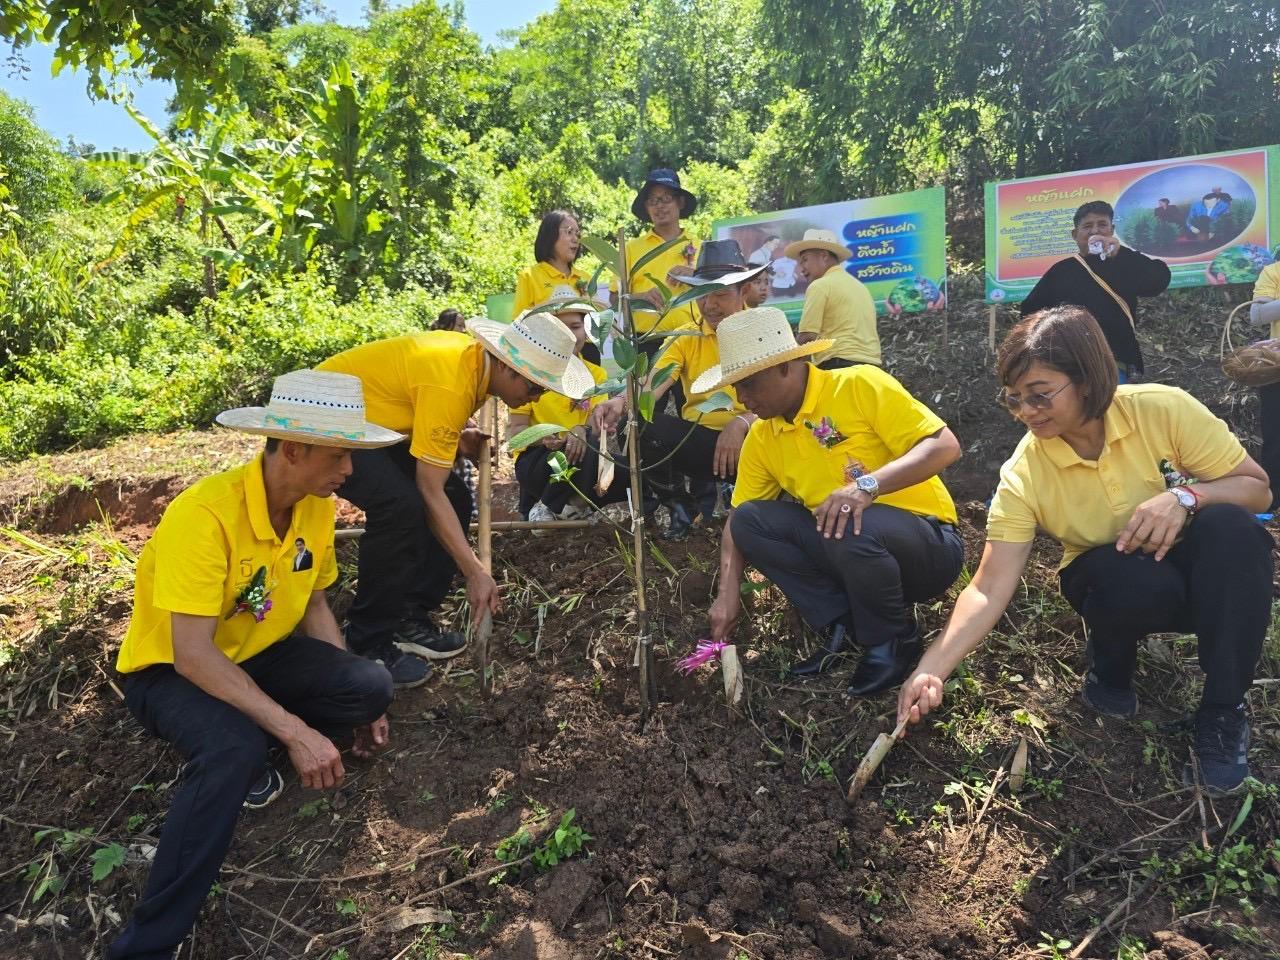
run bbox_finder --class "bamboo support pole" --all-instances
[475,398,495,692]
[616,227,655,724]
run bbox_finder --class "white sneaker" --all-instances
[527,501,555,535]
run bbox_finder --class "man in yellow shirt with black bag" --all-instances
[701,307,965,694]
[108,371,401,960]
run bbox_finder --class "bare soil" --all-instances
[2,290,1278,960]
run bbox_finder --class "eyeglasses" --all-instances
[999,381,1071,412]
[645,194,678,207]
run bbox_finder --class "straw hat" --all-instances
[783,228,852,262]
[528,284,608,317]
[682,239,769,288]
[690,307,832,394]
[466,312,595,400]
[216,370,404,448]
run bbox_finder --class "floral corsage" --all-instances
[227,565,273,622]
[803,416,847,449]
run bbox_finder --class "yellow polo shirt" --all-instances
[1254,263,1280,339]
[987,384,1247,569]
[318,333,489,467]
[511,358,608,437]
[655,323,748,430]
[732,364,957,523]
[513,261,592,317]
[116,455,338,673]
[798,264,881,365]
[625,229,700,335]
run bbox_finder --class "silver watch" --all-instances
[855,474,880,500]
[1170,486,1196,514]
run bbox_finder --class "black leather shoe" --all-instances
[847,636,922,697]
[788,621,852,679]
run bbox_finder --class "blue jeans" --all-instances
[108,636,392,960]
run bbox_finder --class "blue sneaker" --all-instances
[1186,704,1250,796]
[370,642,432,689]
[244,767,284,810]
[1081,672,1139,718]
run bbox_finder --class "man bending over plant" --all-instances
[108,371,400,960]
[702,308,966,695]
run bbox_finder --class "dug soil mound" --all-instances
[2,294,1278,959]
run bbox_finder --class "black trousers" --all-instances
[1259,381,1280,511]
[818,357,863,370]
[638,412,721,488]
[730,499,964,649]
[336,443,472,653]
[108,637,392,960]
[514,430,631,517]
[1058,504,1272,708]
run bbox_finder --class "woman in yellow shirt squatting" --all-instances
[702,307,965,696]
[899,306,1273,796]
[507,286,630,522]
[590,240,767,538]
[107,371,403,960]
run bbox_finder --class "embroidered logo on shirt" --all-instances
[843,456,867,484]
[803,416,847,448]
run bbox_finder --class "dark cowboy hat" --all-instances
[631,168,698,221]
[683,239,768,288]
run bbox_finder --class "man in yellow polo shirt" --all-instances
[786,228,881,368]
[701,307,964,694]
[108,371,401,960]
[627,167,701,338]
[592,240,766,537]
[318,315,594,685]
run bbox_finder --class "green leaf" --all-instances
[588,261,609,297]
[507,423,569,453]
[628,235,685,283]
[579,235,621,279]
[693,391,735,414]
[638,392,656,422]
[650,362,677,391]
[633,351,649,379]
[1226,792,1255,838]
[668,282,722,312]
[587,377,625,397]
[612,337,637,372]
[91,844,126,883]
[647,542,679,577]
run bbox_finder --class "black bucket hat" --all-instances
[632,168,698,221]
[683,239,768,287]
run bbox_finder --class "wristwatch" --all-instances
[855,474,880,500]
[1170,486,1197,515]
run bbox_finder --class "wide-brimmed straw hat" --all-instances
[783,228,852,262]
[466,312,595,400]
[216,370,404,448]
[690,307,832,394]
[682,239,769,289]
[632,168,698,221]
[528,284,608,317]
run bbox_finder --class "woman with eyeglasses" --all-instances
[897,305,1273,795]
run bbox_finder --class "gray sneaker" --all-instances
[394,620,467,660]
[1185,703,1250,796]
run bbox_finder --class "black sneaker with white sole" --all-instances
[393,620,467,661]
[244,767,284,810]
[369,642,433,688]
[1185,703,1251,796]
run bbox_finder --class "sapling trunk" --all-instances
[615,228,656,723]
[476,397,495,692]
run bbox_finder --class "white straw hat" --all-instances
[783,228,852,262]
[690,307,832,394]
[527,284,608,316]
[466,312,595,400]
[216,370,404,448]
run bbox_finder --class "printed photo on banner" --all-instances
[984,145,1280,303]
[712,187,948,321]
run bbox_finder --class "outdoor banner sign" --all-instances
[985,145,1280,304]
[712,186,948,321]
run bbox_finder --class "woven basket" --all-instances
[1220,301,1280,387]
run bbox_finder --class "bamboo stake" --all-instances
[475,398,495,693]
[616,226,655,724]
[845,718,908,805]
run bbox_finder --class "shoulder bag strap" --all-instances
[1073,254,1135,330]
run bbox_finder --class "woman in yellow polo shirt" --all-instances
[508,287,627,521]
[1249,259,1280,509]
[899,306,1272,795]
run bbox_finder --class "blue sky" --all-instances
[0,0,553,151]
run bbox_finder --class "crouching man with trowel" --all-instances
[700,307,965,695]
